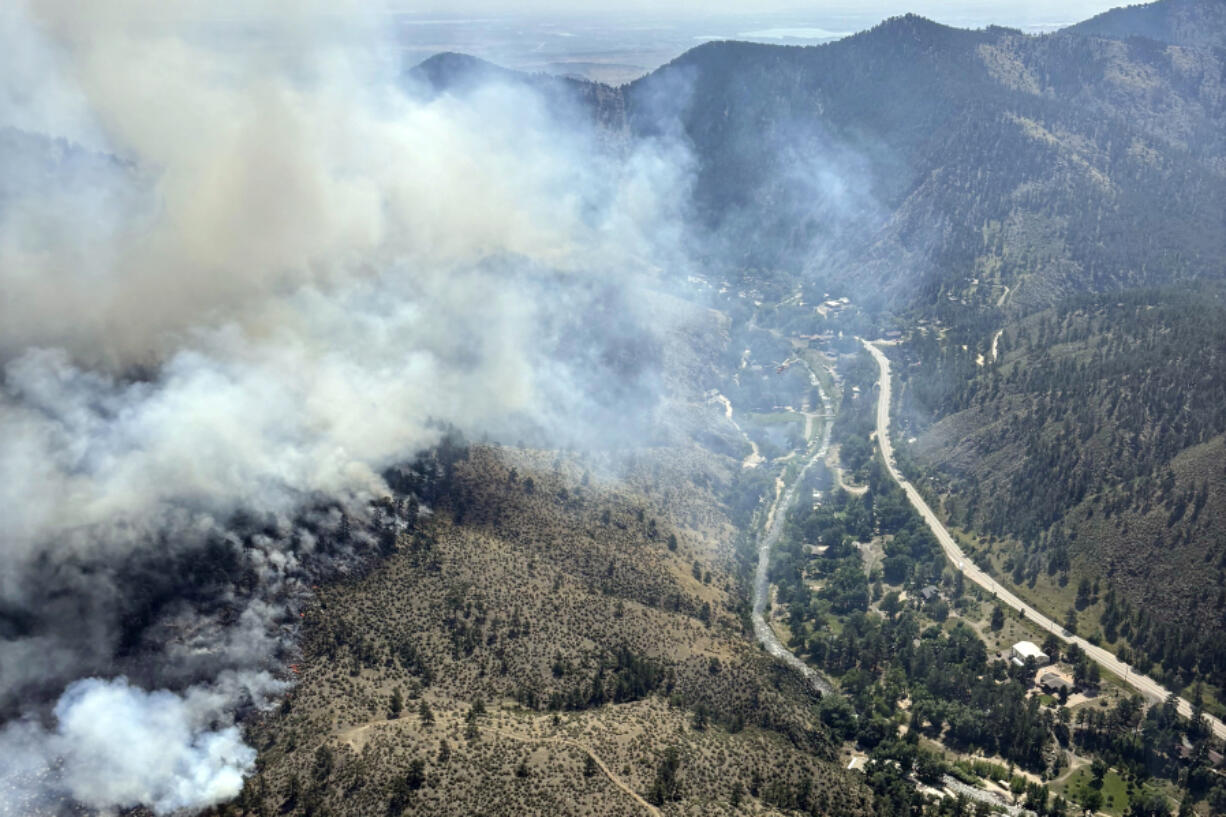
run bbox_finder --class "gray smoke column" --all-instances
[0,1,693,812]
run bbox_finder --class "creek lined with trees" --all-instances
[750,369,835,696]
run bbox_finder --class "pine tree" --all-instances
[389,687,403,719]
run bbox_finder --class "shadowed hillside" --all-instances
[1067,0,1226,50]
[627,12,1226,309]
[415,2,1226,314]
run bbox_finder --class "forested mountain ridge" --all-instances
[409,52,629,136]
[415,1,1226,314]
[1068,0,1226,51]
[629,11,1226,310]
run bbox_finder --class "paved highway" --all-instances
[861,339,1226,741]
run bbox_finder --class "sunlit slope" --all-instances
[244,446,871,817]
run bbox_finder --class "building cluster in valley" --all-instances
[815,294,851,318]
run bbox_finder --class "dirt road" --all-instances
[340,717,660,816]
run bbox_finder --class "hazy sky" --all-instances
[391,0,1127,27]
[380,0,1133,83]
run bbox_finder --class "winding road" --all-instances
[861,339,1226,741]
[750,369,835,696]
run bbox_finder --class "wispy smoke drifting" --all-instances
[0,1,691,812]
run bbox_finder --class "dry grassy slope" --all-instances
[234,445,871,817]
[920,426,1226,639]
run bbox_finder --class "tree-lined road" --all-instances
[861,339,1226,742]
[750,368,835,696]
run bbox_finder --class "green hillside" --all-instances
[894,284,1226,700]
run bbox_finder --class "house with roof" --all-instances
[1011,640,1050,667]
[1038,671,1073,693]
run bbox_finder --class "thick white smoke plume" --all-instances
[0,1,693,812]
[54,678,255,812]
[1,673,284,816]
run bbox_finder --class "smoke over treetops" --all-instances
[0,2,696,813]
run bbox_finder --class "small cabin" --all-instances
[1038,671,1073,693]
